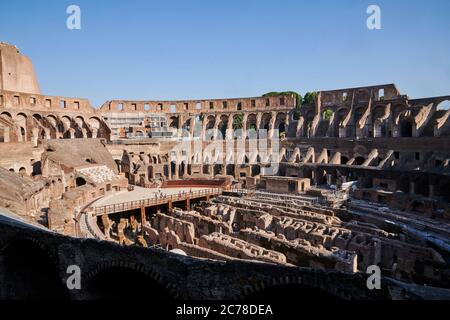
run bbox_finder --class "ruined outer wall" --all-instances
[0,43,40,95]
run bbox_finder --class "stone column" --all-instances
[201,119,207,140]
[268,113,276,139]
[140,206,146,226]
[226,116,233,140]
[32,128,39,147]
[189,116,196,138]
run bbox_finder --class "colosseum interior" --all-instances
[1,41,450,300]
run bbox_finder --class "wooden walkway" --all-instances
[92,188,223,216]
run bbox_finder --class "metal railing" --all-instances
[93,188,223,215]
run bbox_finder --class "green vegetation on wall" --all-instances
[302,92,318,106]
[233,114,244,129]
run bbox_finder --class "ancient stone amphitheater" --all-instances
[1,42,450,300]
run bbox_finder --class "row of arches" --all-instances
[0,237,342,300]
[298,100,450,138]
[0,111,108,143]
[168,112,290,139]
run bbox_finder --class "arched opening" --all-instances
[246,114,257,139]
[400,120,413,137]
[180,161,186,177]
[226,164,235,176]
[76,177,87,187]
[20,127,26,141]
[171,161,177,177]
[169,116,179,130]
[303,110,315,137]
[0,239,70,300]
[278,122,286,136]
[341,156,349,165]
[244,283,339,300]
[19,167,27,176]
[1,111,12,119]
[260,113,271,132]
[218,115,229,140]
[436,100,450,111]
[353,107,365,137]
[32,161,42,176]
[354,156,365,166]
[85,267,174,300]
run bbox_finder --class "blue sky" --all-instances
[1,0,449,107]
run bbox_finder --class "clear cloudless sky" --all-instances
[0,0,449,107]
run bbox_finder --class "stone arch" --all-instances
[46,115,58,127]
[1,111,12,119]
[352,107,365,137]
[76,177,87,187]
[169,116,179,129]
[400,119,413,137]
[0,237,69,300]
[260,113,272,131]
[275,112,287,136]
[19,167,27,176]
[436,100,450,111]
[15,113,28,141]
[303,110,315,137]
[218,114,229,139]
[84,261,178,300]
[240,277,340,301]
[354,156,366,166]
[88,117,102,138]
[61,115,72,133]
[341,155,349,165]
[334,108,348,137]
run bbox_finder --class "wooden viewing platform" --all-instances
[92,188,223,216]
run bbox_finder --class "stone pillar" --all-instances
[256,113,262,131]
[189,116,196,138]
[284,113,290,135]
[32,128,39,147]
[242,113,249,139]
[140,206,146,226]
[213,116,220,140]
[269,112,276,139]
[186,197,191,210]
[226,117,233,140]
